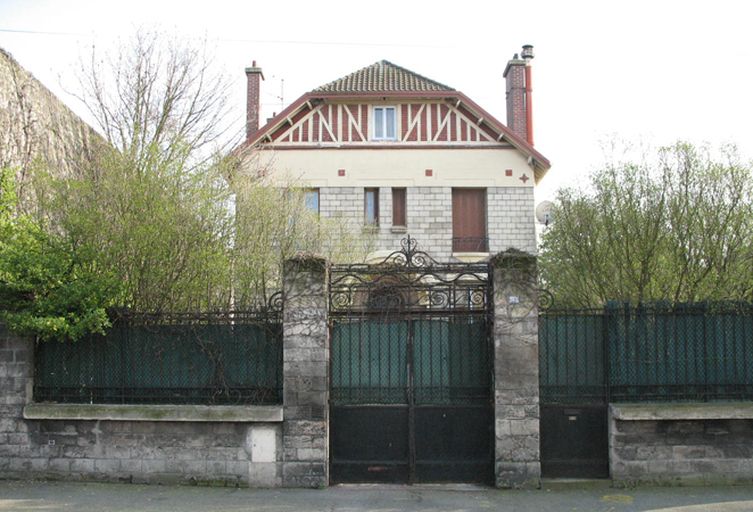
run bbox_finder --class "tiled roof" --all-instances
[312,60,455,94]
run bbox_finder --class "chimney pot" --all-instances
[521,44,534,60]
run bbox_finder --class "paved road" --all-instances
[2,480,753,512]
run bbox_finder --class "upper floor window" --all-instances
[373,106,396,140]
[304,189,319,215]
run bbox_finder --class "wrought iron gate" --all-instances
[329,237,493,484]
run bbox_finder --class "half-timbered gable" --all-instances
[262,100,515,146]
[237,51,551,261]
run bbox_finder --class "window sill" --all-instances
[23,403,283,423]
[452,252,491,263]
[390,226,407,234]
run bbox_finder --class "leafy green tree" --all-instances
[30,31,369,313]
[36,149,234,312]
[0,168,119,340]
[539,142,753,307]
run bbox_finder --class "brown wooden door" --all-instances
[452,189,487,252]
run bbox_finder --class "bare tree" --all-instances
[72,30,236,171]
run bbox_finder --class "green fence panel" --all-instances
[539,311,605,404]
[34,316,283,405]
[331,320,408,405]
[541,303,753,404]
[331,316,489,406]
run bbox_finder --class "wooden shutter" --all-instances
[392,188,406,227]
[452,189,487,252]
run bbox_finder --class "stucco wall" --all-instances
[251,147,536,188]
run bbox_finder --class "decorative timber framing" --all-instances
[270,100,510,146]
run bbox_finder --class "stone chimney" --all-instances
[503,45,534,145]
[245,61,264,141]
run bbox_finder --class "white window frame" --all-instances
[372,106,397,141]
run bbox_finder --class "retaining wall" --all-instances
[0,326,283,487]
[610,403,753,486]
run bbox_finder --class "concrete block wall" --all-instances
[319,186,536,260]
[0,326,283,487]
[487,187,536,254]
[610,412,753,486]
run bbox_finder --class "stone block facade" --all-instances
[319,186,536,260]
[610,405,753,486]
[487,188,536,254]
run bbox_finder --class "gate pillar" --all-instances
[281,255,329,487]
[491,250,541,488]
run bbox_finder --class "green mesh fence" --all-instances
[540,303,753,403]
[34,313,282,405]
[607,303,753,401]
[331,314,490,405]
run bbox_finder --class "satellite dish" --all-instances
[535,201,554,227]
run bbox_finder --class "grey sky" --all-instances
[1,0,751,201]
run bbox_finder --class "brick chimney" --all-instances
[245,61,264,141]
[503,45,535,145]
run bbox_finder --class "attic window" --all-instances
[373,106,396,141]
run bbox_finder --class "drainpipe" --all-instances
[521,44,535,146]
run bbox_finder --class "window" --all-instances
[452,188,488,252]
[392,188,406,227]
[304,189,319,215]
[373,106,396,140]
[364,188,379,226]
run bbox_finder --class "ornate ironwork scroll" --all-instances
[329,236,490,315]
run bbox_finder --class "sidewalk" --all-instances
[1,480,753,512]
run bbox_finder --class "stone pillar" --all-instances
[281,255,329,487]
[0,325,34,477]
[491,250,541,488]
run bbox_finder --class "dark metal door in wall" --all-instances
[539,309,609,478]
[329,237,493,484]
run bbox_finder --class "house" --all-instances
[236,45,551,261]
